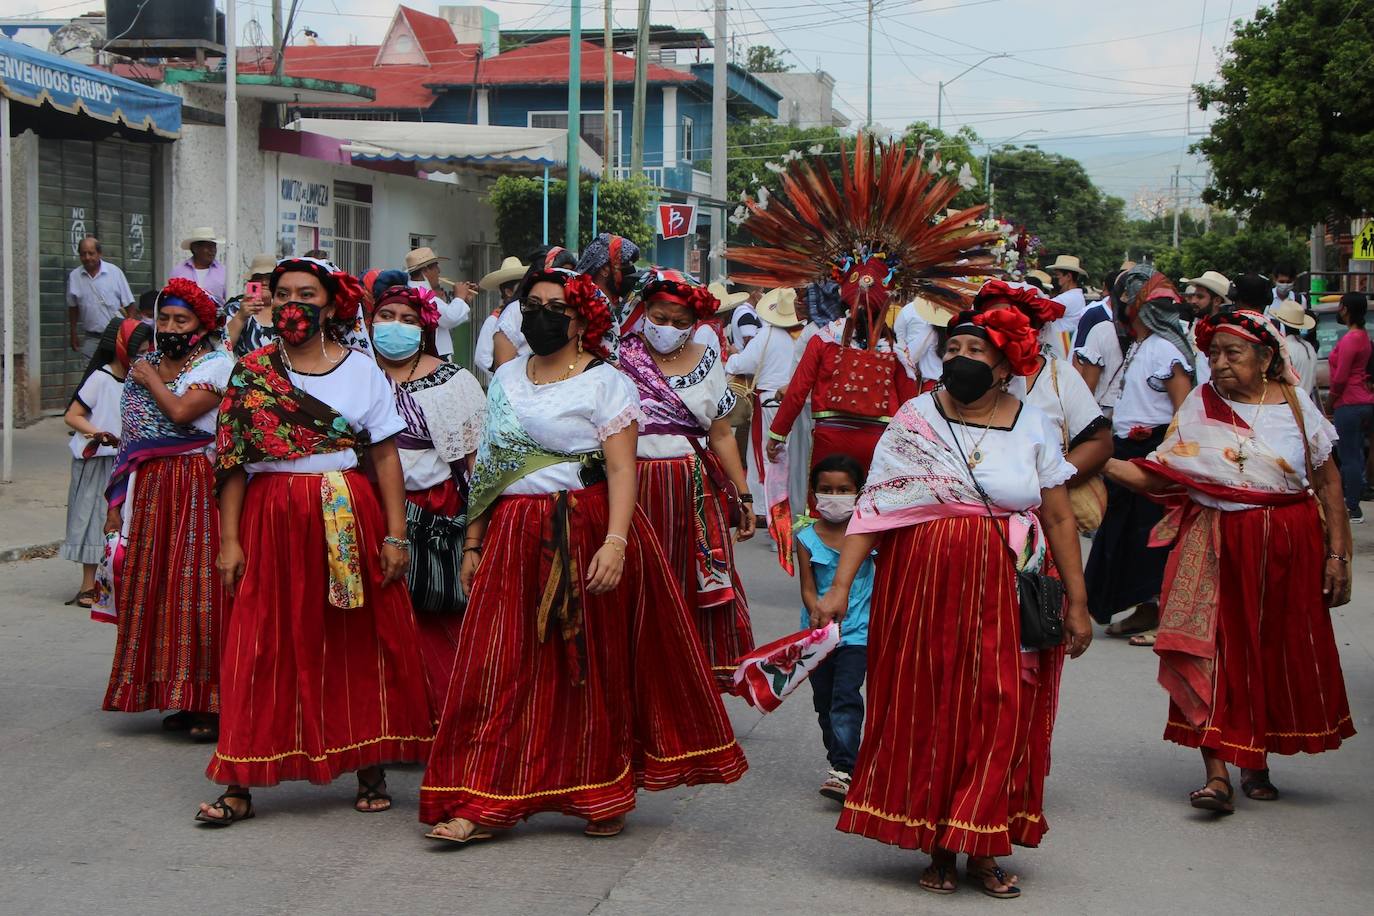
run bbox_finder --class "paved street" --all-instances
[0,532,1370,915]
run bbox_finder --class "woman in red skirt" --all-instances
[814,308,1093,899]
[618,268,756,688]
[197,257,434,826]
[1105,309,1353,813]
[421,267,747,844]
[368,283,486,694]
[103,279,232,741]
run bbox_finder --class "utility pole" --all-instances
[630,0,650,177]
[1171,164,1181,250]
[709,0,726,280]
[936,53,1006,132]
[226,0,238,277]
[271,0,283,73]
[603,1,614,175]
[566,0,582,249]
[865,0,873,130]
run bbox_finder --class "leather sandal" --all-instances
[194,791,254,827]
[1241,768,1279,801]
[584,815,626,838]
[918,863,957,896]
[425,818,494,844]
[355,769,392,813]
[1189,775,1235,814]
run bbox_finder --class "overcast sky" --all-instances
[3,1,1257,215]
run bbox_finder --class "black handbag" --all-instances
[404,499,468,616]
[937,405,1065,650]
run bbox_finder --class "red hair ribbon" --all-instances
[563,273,615,360]
[962,307,1042,376]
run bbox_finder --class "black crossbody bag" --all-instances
[937,403,1065,650]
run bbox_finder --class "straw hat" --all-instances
[404,246,447,272]
[1181,270,1232,301]
[912,295,955,327]
[1025,269,1053,290]
[709,281,750,314]
[757,287,800,327]
[244,254,275,279]
[1271,298,1316,331]
[480,256,529,291]
[1044,254,1087,276]
[180,227,223,250]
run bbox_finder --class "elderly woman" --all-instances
[200,257,434,826]
[369,285,486,691]
[102,280,232,741]
[1104,310,1353,813]
[1085,267,1196,642]
[815,307,1092,900]
[421,267,746,845]
[618,268,756,688]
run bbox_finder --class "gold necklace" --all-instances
[529,353,581,385]
[1229,377,1268,475]
[950,393,1001,469]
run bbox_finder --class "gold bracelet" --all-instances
[604,533,628,551]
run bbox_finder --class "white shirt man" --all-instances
[1072,298,1125,411]
[407,276,471,360]
[726,321,804,510]
[67,237,134,358]
[728,300,763,350]
[893,299,946,385]
[1045,285,1088,362]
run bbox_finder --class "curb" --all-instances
[0,541,61,564]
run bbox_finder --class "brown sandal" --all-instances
[1189,775,1235,814]
[1241,768,1279,801]
[425,818,494,844]
[584,815,626,838]
[194,791,255,827]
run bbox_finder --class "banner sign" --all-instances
[657,203,697,240]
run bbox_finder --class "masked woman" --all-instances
[1104,310,1353,813]
[814,307,1092,900]
[370,284,486,691]
[618,268,756,689]
[421,267,746,844]
[199,257,434,827]
[102,279,232,741]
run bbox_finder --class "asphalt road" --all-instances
[0,534,1369,915]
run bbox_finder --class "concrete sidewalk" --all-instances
[0,417,80,562]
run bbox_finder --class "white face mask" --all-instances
[1276,283,1293,297]
[643,318,692,355]
[815,493,857,523]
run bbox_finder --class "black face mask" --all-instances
[522,306,573,356]
[158,329,203,360]
[942,355,997,404]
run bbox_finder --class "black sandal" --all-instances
[918,864,957,896]
[195,791,254,827]
[1241,768,1279,801]
[1189,775,1235,814]
[969,863,1021,900]
[355,770,391,813]
[188,714,219,743]
[65,588,98,608]
[162,711,195,732]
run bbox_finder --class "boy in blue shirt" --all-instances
[796,454,873,804]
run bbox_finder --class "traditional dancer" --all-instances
[370,284,486,693]
[421,267,746,844]
[619,267,756,688]
[199,257,433,826]
[102,279,232,741]
[1105,310,1353,812]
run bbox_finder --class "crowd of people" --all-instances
[57,162,1358,898]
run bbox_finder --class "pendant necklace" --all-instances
[1230,378,1268,475]
[951,394,1000,469]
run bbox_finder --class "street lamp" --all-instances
[936,53,1009,131]
[984,128,1045,216]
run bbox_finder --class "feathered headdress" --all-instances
[727,132,1003,343]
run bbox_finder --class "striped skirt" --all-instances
[103,453,223,714]
[419,483,747,828]
[1161,501,1354,768]
[837,515,1045,858]
[637,455,753,689]
[207,470,435,786]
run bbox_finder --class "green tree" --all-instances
[744,45,792,73]
[1194,1,1374,225]
[1151,224,1308,282]
[486,176,654,257]
[986,146,1126,280]
[718,120,846,222]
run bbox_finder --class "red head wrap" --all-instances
[1193,308,1299,384]
[113,318,146,371]
[638,267,719,321]
[950,307,1042,376]
[159,278,221,330]
[271,257,367,324]
[973,279,1064,330]
[374,285,441,330]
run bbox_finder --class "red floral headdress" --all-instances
[950,307,1041,376]
[562,272,615,359]
[1193,308,1299,385]
[973,279,1064,330]
[374,285,441,330]
[160,277,221,330]
[271,256,367,323]
[637,267,719,321]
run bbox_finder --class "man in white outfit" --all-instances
[473,256,528,381]
[1043,254,1090,362]
[893,296,949,388]
[405,246,474,361]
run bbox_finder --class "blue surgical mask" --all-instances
[372,321,422,360]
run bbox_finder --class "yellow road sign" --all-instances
[1355,222,1374,261]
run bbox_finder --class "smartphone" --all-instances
[245,281,264,299]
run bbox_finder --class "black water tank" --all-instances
[105,0,217,42]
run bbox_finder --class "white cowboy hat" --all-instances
[1044,254,1088,276]
[709,281,750,314]
[180,227,223,250]
[404,246,447,272]
[912,295,955,327]
[757,287,800,327]
[479,256,529,291]
[1180,270,1232,301]
[1272,298,1316,331]
[244,254,276,279]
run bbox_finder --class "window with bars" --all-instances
[528,110,621,168]
[680,115,695,163]
[333,181,373,275]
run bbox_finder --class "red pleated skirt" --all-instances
[1161,501,1354,769]
[406,478,466,698]
[810,418,886,473]
[837,515,1041,857]
[207,470,435,787]
[637,455,753,689]
[419,484,747,828]
[104,453,224,714]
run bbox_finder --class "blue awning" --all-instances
[0,38,181,138]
